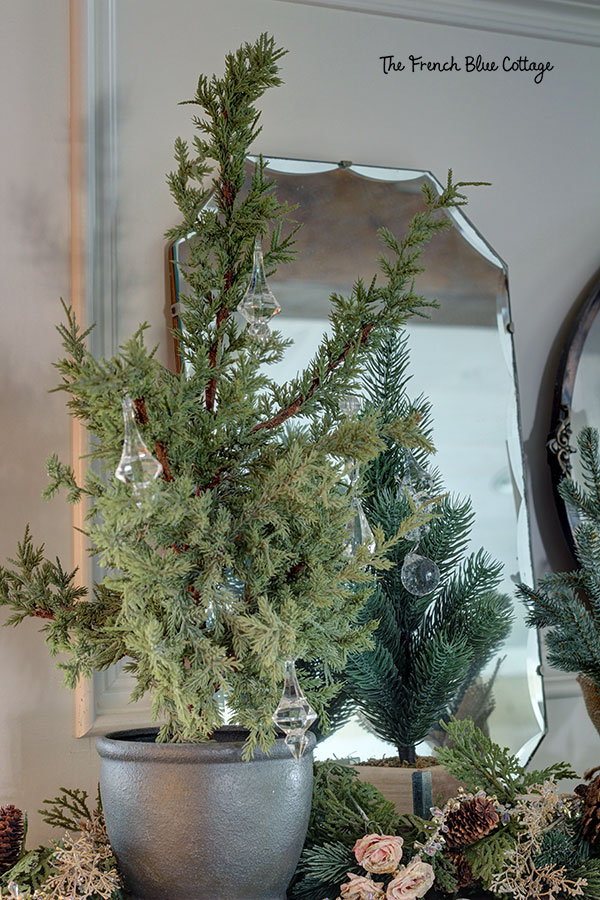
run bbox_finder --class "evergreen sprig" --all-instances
[291,842,359,900]
[437,717,576,804]
[463,826,517,890]
[304,762,400,849]
[519,427,600,691]
[533,821,589,871]
[0,846,56,894]
[571,859,600,900]
[39,788,93,832]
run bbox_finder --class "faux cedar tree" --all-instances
[343,331,513,763]
[519,426,600,711]
[0,34,482,756]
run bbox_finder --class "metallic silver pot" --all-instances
[97,727,315,900]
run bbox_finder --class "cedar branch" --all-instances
[250,322,375,433]
[205,302,231,412]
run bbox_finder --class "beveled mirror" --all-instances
[169,157,545,761]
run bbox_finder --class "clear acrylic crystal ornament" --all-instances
[339,394,361,418]
[344,495,376,557]
[285,732,308,759]
[115,395,163,500]
[237,236,281,340]
[207,569,245,631]
[272,659,317,760]
[401,450,436,543]
[340,394,376,557]
[401,549,440,596]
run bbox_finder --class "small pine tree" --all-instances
[519,426,600,696]
[0,35,481,756]
[344,330,513,763]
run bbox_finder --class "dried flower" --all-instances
[490,781,588,900]
[353,835,404,874]
[32,812,121,900]
[339,873,385,900]
[385,859,434,900]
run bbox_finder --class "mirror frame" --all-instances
[548,274,600,557]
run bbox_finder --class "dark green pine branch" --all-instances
[343,329,511,761]
[519,426,600,690]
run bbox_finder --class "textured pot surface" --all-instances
[97,727,315,900]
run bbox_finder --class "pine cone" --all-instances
[577,769,600,845]
[0,805,24,875]
[447,851,474,890]
[444,795,499,850]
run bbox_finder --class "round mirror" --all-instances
[548,275,600,555]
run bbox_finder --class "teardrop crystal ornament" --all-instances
[272,659,317,760]
[401,551,440,596]
[285,732,308,759]
[115,395,163,499]
[237,236,281,340]
[339,393,375,557]
[401,451,436,542]
[344,495,377,557]
[340,394,361,418]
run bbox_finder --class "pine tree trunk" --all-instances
[397,745,416,765]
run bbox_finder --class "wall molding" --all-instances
[72,0,155,738]
[275,0,600,47]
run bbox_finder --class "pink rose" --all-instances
[353,834,404,874]
[340,872,385,900]
[386,859,435,900]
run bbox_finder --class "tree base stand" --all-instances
[353,763,462,815]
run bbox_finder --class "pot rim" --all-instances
[96,726,316,764]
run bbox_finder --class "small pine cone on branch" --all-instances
[447,851,474,890]
[576,766,600,846]
[444,795,499,850]
[0,805,25,874]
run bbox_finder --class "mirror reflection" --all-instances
[170,158,545,761]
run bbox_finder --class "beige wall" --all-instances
[1,0,599,844]
[0,0,100,844]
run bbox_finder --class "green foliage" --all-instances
[0,847,56,894]
[431,849,459,895]
[305,762,400,848]
[291,842,359,900]
[463,825,518,890]
[291,762,402,900]
[344,332,513,758]
[533,821,589,871]
[39,788,93,832]
[437,717,577,804]
[0,34,481,754]
[519,427,600,690]
[571,858,600,899]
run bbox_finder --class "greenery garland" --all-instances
[2,720,598,900]
[293,718,600,900]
